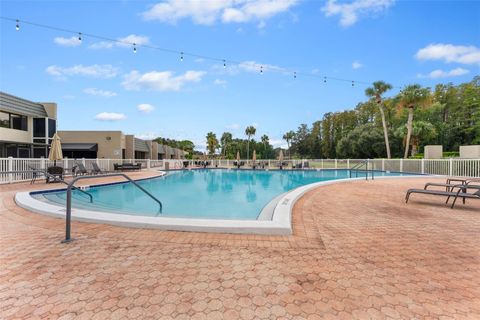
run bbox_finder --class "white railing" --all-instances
[1,157,479,184]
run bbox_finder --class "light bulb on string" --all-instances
[260,66,263,74]
[324,77,327,83]
[352,81,355,87]
[15,19,19,31]
[133,43,137,53]
[78,32,82,41]
[223,60,226,69]
[180,52,184,62]
[294,71,297,79]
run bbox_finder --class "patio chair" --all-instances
[28,165,43,184]
[46,166,64,183]
[405,184,480,209]
[91,162,110,175]
[75,162,91,176]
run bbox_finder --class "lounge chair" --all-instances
[113,163,142,171]
[405,184,480,208]
[92,162,110,174]
[75,162,91,176]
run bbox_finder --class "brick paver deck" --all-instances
[1,173,479,319]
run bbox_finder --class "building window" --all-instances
[48,119,56,138]
[33,138,46,144]
[10,114,28,131]
[0,111,9,128]
[33,118,46,137]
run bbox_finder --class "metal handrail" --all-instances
[349,160,374,180]
[63,173,162,242]
[0,170,93,202]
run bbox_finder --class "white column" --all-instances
[449,158,453,176]
[421,159,425,174]
[147,159,151,169]
[347,159,350,169]
[400,158,404,172]
[382,159,385,171]
[335,159,338,169]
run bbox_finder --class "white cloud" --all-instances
[94,112,126,121]
[83,88,117,97]
[137,103,155,113]
[415,43,480,65]
[142,0,299,25]
[122,70,205,91]
[352,61,363,69]
[54,36,81,47]
[270,138,287,149]
[213,79,227,87]
[46,64,118,80]
[417,68,470,79]
[322,0,395,27]
[226,123,240,130]
[136,132,158,140]
[89,34,150,49]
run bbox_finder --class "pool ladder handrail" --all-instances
[0,169,93,202]
[349,160,375,180]
[63,173,163,243]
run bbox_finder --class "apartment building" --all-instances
[58,131,186,160]
[0,91,57,158]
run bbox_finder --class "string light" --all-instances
[0,17,402,89]
[294,71,297,79]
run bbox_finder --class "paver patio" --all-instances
[1,173,479,319]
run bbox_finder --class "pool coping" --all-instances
[14,174,430,235]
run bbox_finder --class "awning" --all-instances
[61,143,98,151]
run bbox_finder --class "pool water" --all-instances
[33,169,411,220]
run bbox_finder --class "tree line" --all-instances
[288,76,479,159]
[158,77,479,160]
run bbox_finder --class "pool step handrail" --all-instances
[349,160,375,180]
[63,173,163,243]
[0,170,93,202]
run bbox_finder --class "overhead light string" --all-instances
[0,16,402,89]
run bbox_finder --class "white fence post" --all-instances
[400,159,404,172]
[347,159,350,169]
[382,159,385,171]
[40,157,46,170]
[7,157,13,184]
[449,158,453,176]
[321,159,324,169]
[421,159,425,174]
[335,159,338,169]
[82,158,86,167]
[147,159,151,169]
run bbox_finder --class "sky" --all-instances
[0,0,479,150]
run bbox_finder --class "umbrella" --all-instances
[236,151,240,162]
[252,149,256,162]
[48,133,63,165]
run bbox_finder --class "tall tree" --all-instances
[283,131,295,159]
[365,81,393,158]
[220,132,233,157]
[245,126,256,160]
[398,84,431,158]
[206,132,219,157]
[261,134,269,158]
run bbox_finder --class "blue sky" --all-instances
[0,0,479,150]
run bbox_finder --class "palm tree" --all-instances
[221,132,232,157]
[261,134,269,158]
[245,126,256,160]
[283,131,295,159]
[365,81,393,159]
[398,84,431,158]
[206,132,219,157]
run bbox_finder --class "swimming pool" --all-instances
[31,169,411,220]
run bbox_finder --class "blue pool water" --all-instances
[33,169,411,220]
